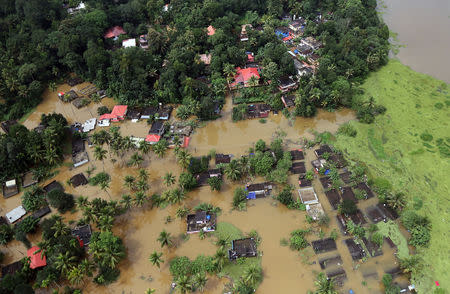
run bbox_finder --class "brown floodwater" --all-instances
[382,0,450,83]
[1,84,406,293]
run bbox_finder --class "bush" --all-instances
[188,156,209,174]
[170,256,192,279]
[232,105,247,122]
[89,172,110,186]
[47,190,74,213]
[371,232,383,247]
[232,187,247,210]
[179,172,197,191]
[15,216,39,234]
[338,123,357,137]
[97,106,110,116]
[409,226,431,247]
[191,255,215,275]
[0,224,14,245]
[278,186,293,207]
[94,267,120,285]
[207,176,222,191]
[21,187,46,212]
[289,229,309,250]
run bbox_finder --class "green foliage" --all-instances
[0,224,14,245]
[371,232,383,247]
[14,216,39,235]
[208,176,223,191]
[89,231,126,269]
[382,274,401,294]
[338,199,358,215]
[93,267,120,285]
[338,123,357,137]
[401,211,431,247]
[277,186,294,207]
[188,156,209,174]
[21,187,46,212]
[97,106,110,116]
[178,172,197,191]
[289,229,309,251]
[232,105,247,122]
[88,172,110,186]
[232,187,247,210]
[47,190,74,213]
[346,220,366,239]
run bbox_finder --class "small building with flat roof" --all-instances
[70,173,88,187]
[228,238,257,260]
[298,187,318,205]
[186,211,216,234]
[72,224,92,247]
[246,182,273,199]
[215,153,232,164]
[22,172,38,188]
[2,179,19,198]
[6,205,26,224]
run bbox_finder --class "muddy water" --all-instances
[382,0,450,83]
[1,84,404,293]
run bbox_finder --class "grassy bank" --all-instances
[334,59,449,293]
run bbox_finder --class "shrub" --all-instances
[179,172,197,191]
[232,105,247,122]
[22,187,46,212]
[255,139,266,152]
[15,216,39,234]
[338,123,357,137]
[354,188,367,200]
[97,106,110,116]
[170,256,192,279]
[94,267,120,285]
[207,176,222,191]
[338,199,357,215]
[47,190,74,213]
[289,229,309,250]
[187,156,209,174]
[371,232,383,247]
[278,186,293,207]
[191,255,215,275]
[0,224,14,245]
[232,187,247,210]
[89,172,110,186]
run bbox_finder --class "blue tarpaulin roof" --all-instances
[275,30,290,39]
[247,192,256,199]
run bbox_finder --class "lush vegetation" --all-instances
[335,60,449,292]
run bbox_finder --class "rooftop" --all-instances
[104,26,126,39]
[228,238,257,260]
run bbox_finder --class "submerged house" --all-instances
[228,238,258,260]
[2,179,19,198]
[289,20,304,35]
[215,153,232,164]
[246,182,273,199]
[126,108,141,121]
[186,211,216,234]
[72,224,92,247]
[22,171,38,188]
[281,95,296,108]
[247,104,271,119]
[230,67,260,89]
[27,246,47,269]
[140,106,158,119]
[306,203,325,221]
[149,120,165,136]
[278,76,297,92]
[70,173,88,188]
[6,205,26,224]
[196,169,222,186]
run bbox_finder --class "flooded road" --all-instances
[1,84,406,293]
[382,0,450,83]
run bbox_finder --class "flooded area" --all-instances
[382,0,450,83]
[1,84,408,293]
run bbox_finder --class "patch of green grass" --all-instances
[214,222,243,241]
[376,221,409,259]
[18,106,37,123]
[335,60,449,293]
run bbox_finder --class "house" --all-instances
[246,182,272,199]
[58,90,78,102]
[126,108,141,121]
[302,37,322,50]
[70,173,88,188]
[228,238,257,260]
[157,106,172,120]
[149,120,165,136]
[27,246,47,269]
[298,187,318,204]
[246,52,255,63]
[207,25,216,36]
[290,149,304,160]
[306,203,325,220]
[186,211,216,234]
[247,104,270,119]
[43,181,64,194]
[140,106,158,119]
[240,24,252,41]
[82,118,96,132]
[290,161,306,174]
[296,44,313,57]
[199,53,212,65]
[72,224,92,247]
[289,20,304,34]
[139,35,149,49]
[215,153,232,164]
[145,134,161,144]
[196,169,222,186]
[122,38,136,48]
[230,67,260,89]
[72,136,85,155]
[307,53,320,65]
[104,26,126,39]
[170,122,193,137]
[72,98,88,109]
[1,120,17,134]
[281,95,296,108]
[6,205,26,224]
[22,172,37,188]
[293,59,314,77]
[311,158,326,172]
[2,179,19,198]
[275,27,290,40]
[278,76,297,92]
[110,105,128,121]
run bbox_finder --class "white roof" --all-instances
[5,179,16,187]
[131,136,144,147]
[82,118,96,132]
[298,187,319,205]
[97,119,110,127]
[6,206,26,223]
[122,38,136,48]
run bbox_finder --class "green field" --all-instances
[334,59,449,293]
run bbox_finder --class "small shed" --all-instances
[344,238,366,260]
[72,98,88,109]
[290,149,304,160]
[127,108,141,121]
[306,202,325,220]
[22,172,38,188]
[6,205,26,224]
[140,107,157,119]
[186,211,216,234]
[43,180,64,194]
[246,182,272,199]
[215,153,232,164]
[311,238,337,254]
[354,182,374,199]
[73,151,89,168]
[228,238,257,260]
[31,206,51,220]
[325,189,341,210]
[2,179,19,198]
[70,173,88,187]
[72,224,92,247]
[298,187,318,205]
[149,120,165,136]
[82,118,96,133]
[290,161,306,174]
[27,246,47,269]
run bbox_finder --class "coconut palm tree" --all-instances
[176,275,192,294]
[386,192,406,211]
[44,146,60,166]
[145,289,156,294]
[79,258,95,277]
[136,178,149,192]
[134,191,148,207]
[99,178,111,199]
[157,230,173,248]
[76,196,89,209]
[128,152,144,168]
[138,169,149,181]
[193,272,207,292]
[51,217,70,238]
[223,63,236,89]
[169,188,185,204]
[213,248,227,271]
[243,265,262,288]
[153,139,169,158]
[54,252,77,275]
[122,136,135,153]
[98,215,114,231]
[148,251,164,269]
[313,272,337,294]
[94,146,108,170]
[67,265,85,285]
[176,207,190,219]
[163,172,176,187]
[120,194,132,210]
[123,175,136,191]
[224,160,241,181]
[139,140,152,158]
[176,149,192,170]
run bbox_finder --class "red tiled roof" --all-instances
[145,134,161,143]
[111,105,127,117]
[283,35,294,41]
[247,54,255,62]
[99,113,115,120]
[104,26,126,39]
[231,67,260,87]
[182,136,190,148]
[27,246,46,269]
[207,25,216,36]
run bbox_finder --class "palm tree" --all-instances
[54,252,77,275]
[122,136,135,153]
[44,146,60,166]
[94,146,108,170]
[134,191,148,207]
[139,140,152,158]
[157,230,173,248]
[67,265,85,285]
[76,196,89,208]
[243,265,262,288]
[136,178,149,192]
[98,215,114,231]
[148,251,164,268]
[313,272,337,294]
[163,172,176,187]
[128,152,144,168]
[193,272,207,292]
[386,192,406,211]
[79,258,95,277]
[123,175,136,191]
[138,169,149,182]
[224,160,241,181]
[99,178,111,199]
[120,194,132,210]
[176,150,192,170]
[169,188,185,204]
[176,207,190,219]
[145,289,156,294]
[51,217,70,238]
[223,63,236,89]
[213,248,227,271]
[176,275,192,294]
[153,139,169,158]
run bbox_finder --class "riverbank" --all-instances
[335,59,449,293]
